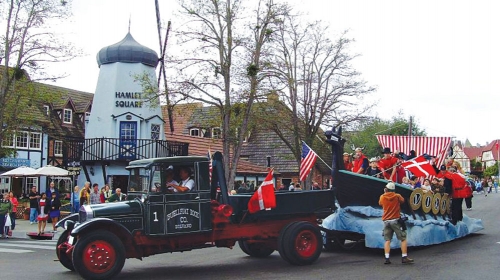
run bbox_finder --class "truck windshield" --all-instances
[128,167,150,192]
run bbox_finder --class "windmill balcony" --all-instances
[81,137,189,162]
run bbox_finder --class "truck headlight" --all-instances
[79,205,94,223]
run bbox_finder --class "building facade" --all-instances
[79,32,187,190]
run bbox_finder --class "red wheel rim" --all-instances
[82,240,116,274]
[294,230,318,258]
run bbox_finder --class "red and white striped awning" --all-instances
[376,135,452,168]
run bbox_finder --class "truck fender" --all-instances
[55,213,79,229]
[72,218,134,243]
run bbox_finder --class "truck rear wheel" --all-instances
[279,221,322,265]
[278,221,300,263]
[72,230,126,280]
[56,230,75,271]
[238,240,274,258]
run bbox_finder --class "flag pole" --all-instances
[317,154,333,171]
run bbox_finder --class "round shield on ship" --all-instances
[440,193,449,215]
[421,191,433,213]
[431,192,441,215]
[409,189,424,211]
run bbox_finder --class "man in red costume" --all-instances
[441,166,470,225]
[378,148,399,181]
[352,148,369,174]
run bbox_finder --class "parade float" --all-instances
[321,126,484,249]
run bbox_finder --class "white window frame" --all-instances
[29,132,41,149]
[43,105,50,116]
[212,127,221,139]
[54,140,63,156]
[235,128,248,142]
[63,108,73,124]
[190,128,200,137]
[15,131,29,148]
[26,177,38,193]
[2,134,14,148]
[151,124,161,140]
[2,131,42,150]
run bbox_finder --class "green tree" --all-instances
[0,0,77,157]
[483,162,498,178]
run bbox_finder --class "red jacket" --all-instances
[344,161,353,171]
[444,172,471,198]
[353,155,368,173]
[378,156,398,181]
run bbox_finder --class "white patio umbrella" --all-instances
[33,165,69,176]
[1,166,36,176]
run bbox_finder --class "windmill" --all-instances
[154,0,174,133]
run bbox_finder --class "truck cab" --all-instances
[125,156,212,235]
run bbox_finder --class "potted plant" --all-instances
[19,198,30,220]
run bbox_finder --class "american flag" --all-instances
[208,148,212,184]
[300,141,318,182]
[376,135,452,169]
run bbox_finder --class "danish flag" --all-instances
[401,155,437,177]
[248,169,276,213]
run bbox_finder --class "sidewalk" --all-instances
[8,218,61,239]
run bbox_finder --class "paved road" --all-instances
[1,192,498,280]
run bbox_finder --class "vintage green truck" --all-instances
[56,152,336,280]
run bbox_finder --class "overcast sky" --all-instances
[52,0,499,146]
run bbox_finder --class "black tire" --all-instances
[280,221,322,265]
[72,230,126,280]
[238,240,274,258]
[56,230,75,271]
[278,221,301,264]
[323,236,346,251]
[238,240,251,255]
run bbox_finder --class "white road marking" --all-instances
[0,248,34,253]
[10,240,57,245]
[1,243,54,250]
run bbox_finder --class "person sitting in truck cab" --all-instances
[161,167,178,193]
[166,167,195,193]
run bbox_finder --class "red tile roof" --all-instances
[463,146,484,160]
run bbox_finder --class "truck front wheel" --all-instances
[279,221,322,265]
[238,240,274,258]
[56,230,75,271]
[72,230,126,280]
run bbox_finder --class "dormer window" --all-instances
[212,127,221,139]
[190,128,200,137]
[43,105,50,116]
[63,109,73,124]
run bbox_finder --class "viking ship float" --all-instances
[321,125,483,249]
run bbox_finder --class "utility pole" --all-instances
[408,116,413,136]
